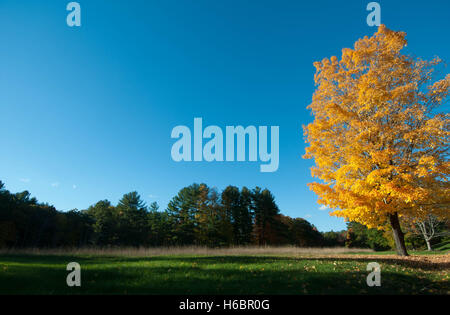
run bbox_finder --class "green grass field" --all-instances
[0,249,448,295]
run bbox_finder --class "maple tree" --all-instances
[303,25,449,256]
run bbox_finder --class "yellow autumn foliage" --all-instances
[303,25,449,229]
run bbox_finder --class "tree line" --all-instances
[1,180,446,250]
[0,181,323,248]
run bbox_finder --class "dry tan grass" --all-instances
[0,246,373,257]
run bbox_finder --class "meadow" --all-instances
[0,246,448,295]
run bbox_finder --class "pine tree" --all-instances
[167,184,202,245]
[252,187,280,245]
[116,191,148,246]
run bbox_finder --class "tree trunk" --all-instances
[388,212,409,256]
[425,239,432,251]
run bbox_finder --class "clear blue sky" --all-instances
[0,0,448,232]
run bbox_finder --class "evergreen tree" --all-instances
[116,192,148,246]
[87,200,118,245]
[222,186,253,245]
[252,187,280,245]
[166,184,202,245]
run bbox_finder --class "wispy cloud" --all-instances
[318,205,329,211]
[148,194,158,199]
[19,178,30,183]
[305,214,313,218]
[51,182,60,188]
[72,184,77,189]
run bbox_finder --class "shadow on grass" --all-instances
[0,255,448,295]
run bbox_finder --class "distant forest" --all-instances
[0,180,431,250]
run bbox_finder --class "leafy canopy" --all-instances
[304,25,449,228]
